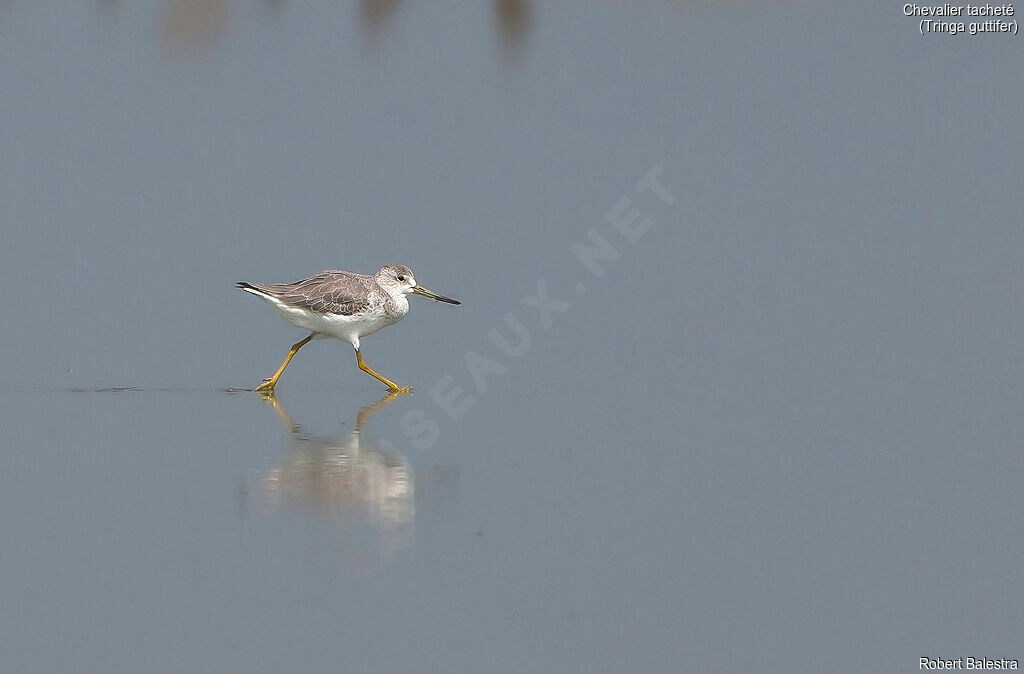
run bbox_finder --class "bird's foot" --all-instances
[254,378,276,394]
[387,384,412,395]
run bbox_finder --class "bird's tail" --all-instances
[236,281,271,299]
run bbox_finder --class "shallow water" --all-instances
[1,2,1023,672]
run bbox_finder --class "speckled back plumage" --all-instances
[238,270,398,317]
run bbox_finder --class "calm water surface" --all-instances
[1,2,1022,672]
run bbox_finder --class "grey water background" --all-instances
[1,2,1022,672]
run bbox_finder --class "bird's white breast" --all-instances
[251,291,404,346]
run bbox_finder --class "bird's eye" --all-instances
[397,275,406,282]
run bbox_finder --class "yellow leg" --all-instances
[255,334,313,393]
[356,349,410,393]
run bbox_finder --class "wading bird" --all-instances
[237,264,460,393]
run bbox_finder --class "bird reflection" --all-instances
[250,392,414,557]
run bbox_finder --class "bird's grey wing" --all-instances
[255,271,372,316]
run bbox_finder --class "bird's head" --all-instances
[377,263,460,305]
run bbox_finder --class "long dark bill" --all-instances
[412,285,461,305]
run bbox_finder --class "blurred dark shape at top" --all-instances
[361,0,401,32]
[358,1,531,59]
[161,0,229,52]
[496,0,530,55]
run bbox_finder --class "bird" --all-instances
[237,263,460,394]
